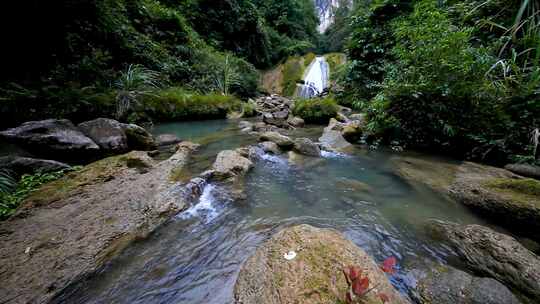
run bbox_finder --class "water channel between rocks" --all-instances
[69,119,490,304]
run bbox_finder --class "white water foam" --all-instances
[321,150,349,158]
[179,184,219,222]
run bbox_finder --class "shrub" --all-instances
[138,87,241,121]
[0,167,79,220]
[293,97,339,124]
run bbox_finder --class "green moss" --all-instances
[293,97,339,124]
[486,178,540,203]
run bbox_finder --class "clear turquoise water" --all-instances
[68,119,489,304]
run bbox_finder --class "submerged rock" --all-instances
[293,137,320,157]
[428,220,540,303]
[0,119,99,160]
[234,224,408,304]
[0,156,71,178]
[78,118,129,154]
[0,142,199,304]
[259,131,294,149]
[155,133,182,147]
[414,263,521,304]
[505,163,540,180]
[392,156,540,241]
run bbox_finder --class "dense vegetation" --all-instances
[1,0,319,128]
[293,97,339,123]
[334,0,540,165]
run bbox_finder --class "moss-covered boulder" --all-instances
[234,224,408,304]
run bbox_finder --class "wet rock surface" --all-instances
[413,263,521,304]
[428,220,540,303]
[234,224,408,304]
[293,137,321,156]
[0,142,199,304]
[155,133,182,147]
[259,131,294,149]
[392,157,540,241]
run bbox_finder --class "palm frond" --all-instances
[0,169,16,195]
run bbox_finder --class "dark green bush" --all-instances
[293,97,339,124]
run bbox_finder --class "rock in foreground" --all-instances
[0,142,199,304]
[78,118,129,154]
[414,263,521,304]
[428,220,540,303]
[505,163,540,180]
[234,224,408,304]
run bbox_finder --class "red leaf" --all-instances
[352,277,370,296]
[378,293,390,303]
[347,266,362,281]
[381,257,397,274]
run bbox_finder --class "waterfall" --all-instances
[298,56,329,99]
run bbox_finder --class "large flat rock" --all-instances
[0,142,199,304]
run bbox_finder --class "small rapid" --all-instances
[298,56,329,98]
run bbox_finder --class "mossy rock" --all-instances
[234,225,408,304]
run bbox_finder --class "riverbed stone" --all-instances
[428,220,540,303]
[505,163,540,180]
[392,156,540,241]
[287,116,305,128]
[156,133,181,147]
[234,224,408,304]
[259,141,282,154]
[0,119,100,160]
[259,131,294,149]
[414,263,521,304]
[121,123,157,151]
[78,118,129,154]
[0,142,199,304]
[293,137,320,156]
[0,156,71,178]
[212,150,253,179]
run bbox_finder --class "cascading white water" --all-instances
[298,56,329,99]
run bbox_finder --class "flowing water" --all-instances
[298,56,329,98]
[68,119,490,304]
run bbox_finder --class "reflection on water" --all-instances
[69,119,489,304]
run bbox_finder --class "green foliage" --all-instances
[242,101,257,117]
[137,87,242,121]
[293,97,339,124]
[0,169,16,195]
[0,167,79,220]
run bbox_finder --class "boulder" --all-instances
[342,124,363,143]
[0,143,199,304]
[287,116,305,128]
[319,128,351,151]
[212,150,253,179]
[78,118,128,154]
[428,220,540,303]
[350,113,366,122]
[259,132,294,149]
[259,141,282,155]
[293,138,320,157]
[414,263,521,304]
[234,224,408,304]
[121,123,157,151]
[0,119,99,160]
[0,156,71,178]
[505,164,540,180]
[156,133,181,147]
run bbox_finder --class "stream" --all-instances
[68,119,489,304]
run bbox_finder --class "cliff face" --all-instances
[314,0,351,33]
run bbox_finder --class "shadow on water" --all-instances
[68,119,490,304]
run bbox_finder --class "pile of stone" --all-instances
[254,95,304,129]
